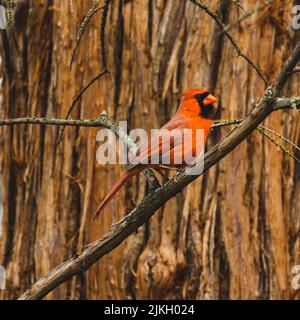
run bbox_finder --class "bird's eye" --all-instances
[194,92,209,102]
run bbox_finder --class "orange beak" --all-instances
[204,94,218,106]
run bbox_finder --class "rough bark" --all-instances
[0,0,299,300]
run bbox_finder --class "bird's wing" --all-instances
[127,116,212,170]
[127,118,186,170]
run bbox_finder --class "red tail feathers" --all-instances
[91,167,140,221]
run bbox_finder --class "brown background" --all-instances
[0,0,299,299]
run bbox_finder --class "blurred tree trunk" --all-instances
[0,0,299,300]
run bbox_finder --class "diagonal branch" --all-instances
[70,1,104,68]
[223,0,276,34]
[17,41,300,300]
[189,0,267,85]
[256,126,300,164]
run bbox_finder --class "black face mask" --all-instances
[194,93,214,119]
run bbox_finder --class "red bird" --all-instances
[92,88,218,220]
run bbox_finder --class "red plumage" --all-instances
[92,88,217,220]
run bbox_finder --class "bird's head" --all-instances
[181,88,218,118]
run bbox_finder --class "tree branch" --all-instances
[17,41,300,300]
[0,97,298,129]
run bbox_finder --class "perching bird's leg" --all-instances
[144,168,161,192]
[155,167,170,184]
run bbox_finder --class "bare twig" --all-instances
[231,0,244,10]
[214,118,300,151]
[256,126,300,164]
[18,42,300,300]
[189,0,267,85]
[5,0,15,28]
[70,1,103,68]
[258,125,300,153]
[56,0,111,146]
[100,0,110,71]
[214,119,300,162]
[3,0,19,50]
[55,70,108,145]
[223,0,276,34]
[288,67,300,75]
[272,97,300,110]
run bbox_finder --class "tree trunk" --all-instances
[0,0,299,300]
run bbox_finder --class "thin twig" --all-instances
[273,97,300,110]
[5,0,15,28]
[231,0,244,11]
[57,0,111,146]
[223,0,276,34]
[259,125,300,153]
[256,126,300,164]
[288,67,300,75]
[3,0,19,50]
[100,0,110,71]
[70,1,103,68]
[214,119,300,150]
[214,119,300,162]
[189,0,267,85]
[65,71,109,123]
[55,69,108,145]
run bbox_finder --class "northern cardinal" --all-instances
[92,88,217,220]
